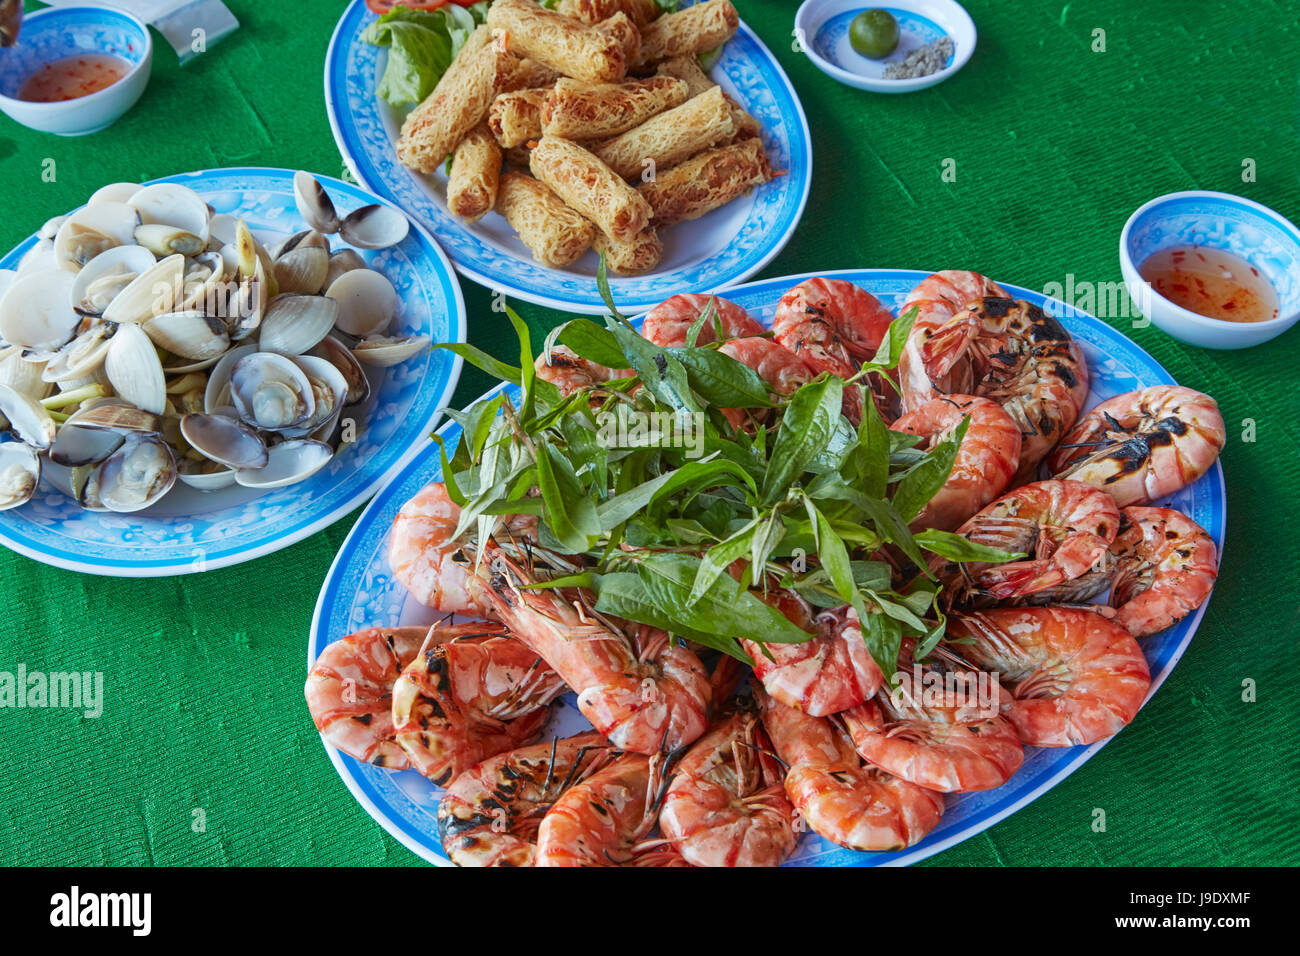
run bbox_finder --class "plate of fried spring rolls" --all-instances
[326,0,812,315]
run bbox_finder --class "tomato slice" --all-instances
[365,0,450,14]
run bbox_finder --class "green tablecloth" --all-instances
[1,0,1296,867]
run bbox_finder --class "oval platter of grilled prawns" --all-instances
[306,269,1226,866]
[325,0,812,314]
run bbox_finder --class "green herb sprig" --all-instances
[433,270,1021,675]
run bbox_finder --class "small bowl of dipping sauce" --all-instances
[1120,191,1300,349]
[0,5,152,136]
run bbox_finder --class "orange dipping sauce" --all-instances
[1138,245,1280,324]
[17,54,130,103]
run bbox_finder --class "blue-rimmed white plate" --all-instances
[0,167,465,577]
[308,268,1225,866]
[324,0,812,315]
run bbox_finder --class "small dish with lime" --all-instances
[795,0,976,93]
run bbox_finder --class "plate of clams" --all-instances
[0,166,465,576]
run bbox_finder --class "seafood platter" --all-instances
[326,0,812,313]
[0,167,464,575]
[0,0,1247,870]
[308,268,1226,867]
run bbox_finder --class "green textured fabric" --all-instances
[1,0,1296,867]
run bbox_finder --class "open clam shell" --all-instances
[324,249,366,290]
[228,257,269,343]
[203,344,256,413]
[293,171,340,235]
[282,355,349,440]
[71,245,157,317]
[102,254,186,326]
[0,269,79,351]
[176,457,237,492]
[127,183,210,243]
[258,294,339,356]
[339,204,409,250]
[273,230,330,260]
[207,213,241,250]
[17,241,58,277]
[0,383,57,449]
[235,438,332,489]
[41,323,115,383]
[326,268,397,338]
[89,182,142,206]
[229,351,316,431]
[48,398,150,467]
[0,442,41,511]
[180,412,269,470]
[274,245,329,296]
[39,216,67,242]
[142,311,230,362]
[311,334,370,406]
[104,323,167,415]
[68,400,161,435]
[82,433,177,513]
[352,334,431,368]
[1,349,52,398]
[53,202,140,272]
[179,251,230,314]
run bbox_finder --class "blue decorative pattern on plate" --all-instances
[0,167,465,577]
[309,269,1225,867]
[324,0,812,315]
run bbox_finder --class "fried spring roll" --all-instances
[725,94,762,142]
[447,123,503,223]
[594,227,663,275]
[594,11,642,68]
[530,136,652,242]
[489,87,550,148]
[654,56,760,140]
[488,0,625,83]
[541,76,688,141]
[557,0,661,27]
[496,172,597,268]
[635,0,739,66]
[499,55,561,93]
[397,27,514,174]
[656,55,716,97]
[637,138,774,226]
[593,86,734,180]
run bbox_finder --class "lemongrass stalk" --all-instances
[40,384,106,409]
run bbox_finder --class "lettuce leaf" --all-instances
[361,2,491,108]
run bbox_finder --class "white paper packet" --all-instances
[41,0,240,64]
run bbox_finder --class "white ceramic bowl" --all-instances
[1119,191,1300,350]
[0,5,152,136]
[794,0,976,93]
